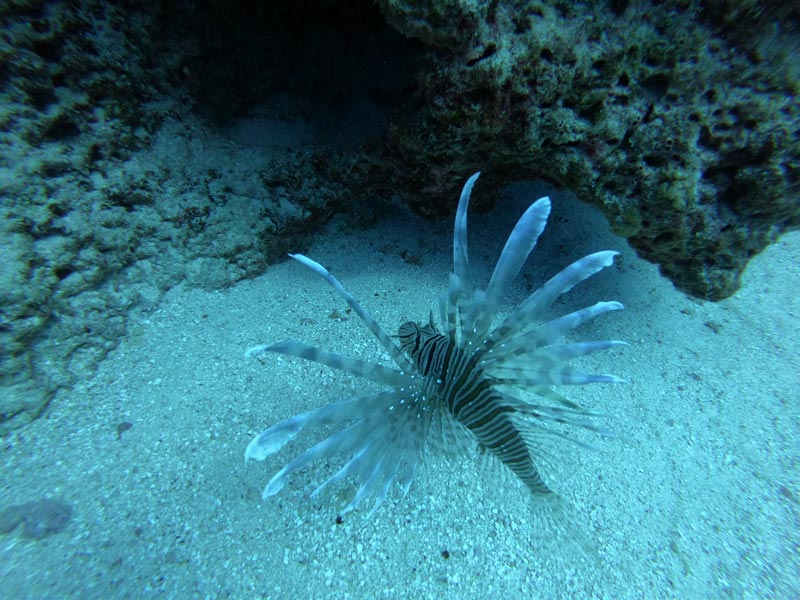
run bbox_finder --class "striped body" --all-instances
[398,319,553,496]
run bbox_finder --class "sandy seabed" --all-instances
[2,183,798,599]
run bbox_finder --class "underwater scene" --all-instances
[1,1,798,599]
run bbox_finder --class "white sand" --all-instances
[2,183,798,598]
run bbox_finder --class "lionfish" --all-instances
[245,172,624,523]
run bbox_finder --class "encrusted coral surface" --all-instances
[1,0,797,430]
[0,1,378,431]
[380,0,799,300]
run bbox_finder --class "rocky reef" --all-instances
[0,0,797,431]
[380,0,799,300]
